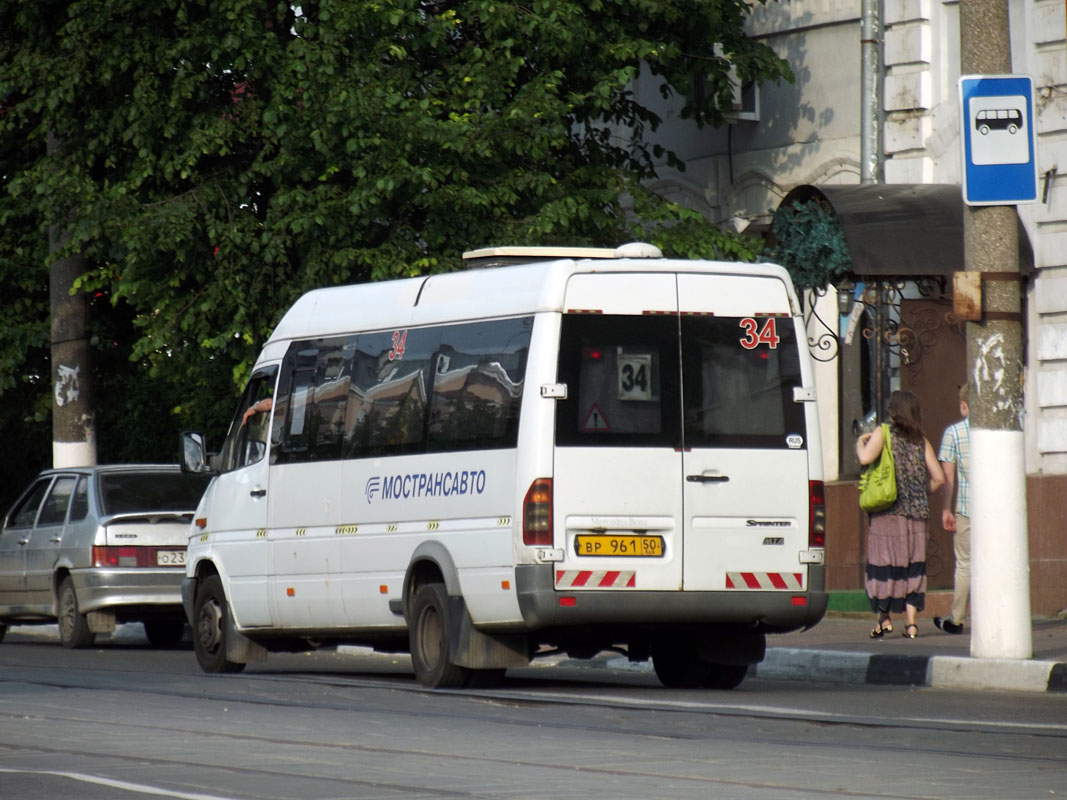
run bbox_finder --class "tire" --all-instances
[652,640,711,689]
[979,124,990,135]
[144,619,186,648]
[702,663,749,690]
[193,575,245,674]
[0,622,6,644]
[409,582,471,689]
[58,576,95,649]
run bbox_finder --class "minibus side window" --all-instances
[343,328,439,457]
[427,318,531,452]
[276,319,533,462]
[680,316,806,449]
[309,339,352,460]
[275,337,353,464]
[220,366,278,472]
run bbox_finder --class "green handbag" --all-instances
[858,423,897,512]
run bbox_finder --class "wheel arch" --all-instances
[403,541,461,622]
[191,556,221,581]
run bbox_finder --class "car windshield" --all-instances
[99,472,211,515]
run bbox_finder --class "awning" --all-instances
[776,184,1033,278]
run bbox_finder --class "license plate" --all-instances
[574,534,664,557]
[157,550,186,567]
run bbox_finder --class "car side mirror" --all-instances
[180,431,212,474]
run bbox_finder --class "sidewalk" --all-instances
[754,613,1067,693]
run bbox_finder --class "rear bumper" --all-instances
[71,568,185,614]
[515,564,827,631]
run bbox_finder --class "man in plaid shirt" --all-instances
[934,384,970,635]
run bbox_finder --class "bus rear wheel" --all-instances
[652,640,712,688]
[409,582,471,689]
[702,663,749,690]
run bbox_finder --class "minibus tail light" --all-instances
[523,478,553,546]
[809,480,826,548]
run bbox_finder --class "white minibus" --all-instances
[180,243,826,689]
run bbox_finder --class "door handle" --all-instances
[50,537,62,543]
[686,474,729,483]
[250,488,266,498]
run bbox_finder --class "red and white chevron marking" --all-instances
[555,570,636,589]
[725,572,804,590]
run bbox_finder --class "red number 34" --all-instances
[739,317,780,350]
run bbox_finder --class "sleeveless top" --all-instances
[883,426,929,519]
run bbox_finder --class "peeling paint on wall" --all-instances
[973,332,1006,405]
[54,363,80,407]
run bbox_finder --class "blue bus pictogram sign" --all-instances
[959,75,1038,205]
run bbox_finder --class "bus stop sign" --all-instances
[959,74,1038,206]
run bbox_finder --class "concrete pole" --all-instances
[47,131,97,468]
[959,0,1032,659]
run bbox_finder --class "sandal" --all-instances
[903,624,918,639]
[869,620,893,639]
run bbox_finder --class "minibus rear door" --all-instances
[552,272,684,593]
[676,273,811,592]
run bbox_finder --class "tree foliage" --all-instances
[0,0,791,479]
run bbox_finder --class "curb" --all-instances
[335,645,1067,693]
[754,648,1067,693]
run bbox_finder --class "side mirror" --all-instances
[180,431,211,474]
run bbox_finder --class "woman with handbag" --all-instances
[856,390,945,639]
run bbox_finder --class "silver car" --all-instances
[0,465,210,648]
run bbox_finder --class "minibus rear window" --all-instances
[555,314,681,447]
[556,313,805,449]
[680,316,806,449]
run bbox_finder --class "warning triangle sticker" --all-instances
[582,403,610,432]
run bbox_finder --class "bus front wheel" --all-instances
[193,575,246,674]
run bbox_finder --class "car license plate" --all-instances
[157,550,186,567]
[574,534,664,557]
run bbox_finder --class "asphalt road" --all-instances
[0,624,1064,799]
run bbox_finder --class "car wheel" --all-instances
[409,582,471,689]
[701,663,749,690]
[144,620,186,648]
[58,576,95,649]
[193,575,245,673]
[0,622,6,644]
[652,640,711,688]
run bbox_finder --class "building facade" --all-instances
[641,0,1067,614]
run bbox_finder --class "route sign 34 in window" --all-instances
[617,350,655,401]
[958,74,1038,206]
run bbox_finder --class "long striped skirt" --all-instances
[865,513,927,614]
